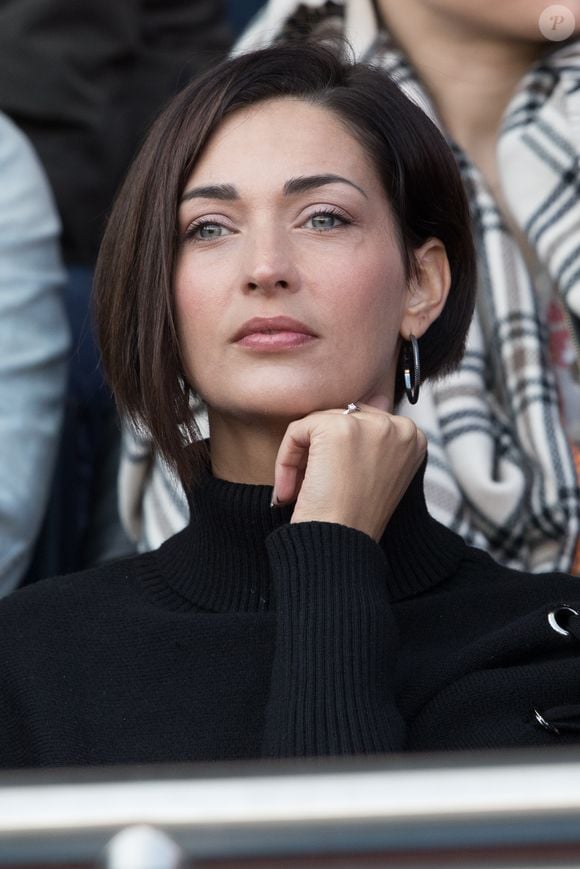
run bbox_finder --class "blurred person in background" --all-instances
[0,112,69,595]
[120,0,580,576]
[0,0,232,580]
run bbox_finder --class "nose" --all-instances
[242,230,300,294]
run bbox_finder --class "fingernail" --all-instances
[270,489,279,508]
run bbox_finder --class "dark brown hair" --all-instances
[94,40,476,484]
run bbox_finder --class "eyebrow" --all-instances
[180,174,367,203]
[283,174,367,198]
[180,183,238,203]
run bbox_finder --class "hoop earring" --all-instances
[403,334,420,405]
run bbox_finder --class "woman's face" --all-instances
[174,98,411,424]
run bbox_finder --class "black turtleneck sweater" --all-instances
[1,463,580,768]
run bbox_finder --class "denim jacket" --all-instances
[0,112,69,594]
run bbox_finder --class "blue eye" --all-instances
[186,221,231,241]
[305,211,349,230]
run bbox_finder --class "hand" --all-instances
[273,403,427,542]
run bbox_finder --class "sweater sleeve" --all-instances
[262,521,405,758]
[403,579,580,752]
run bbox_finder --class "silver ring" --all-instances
[343,402,361,415]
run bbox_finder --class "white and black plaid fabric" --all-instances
[119,0,580,571]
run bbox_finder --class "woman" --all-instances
[1,43,580,769]
[122,0,580,576]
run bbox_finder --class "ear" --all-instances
[400,238,450,340]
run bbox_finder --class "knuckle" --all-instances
[394,416,417,443]
[336,415,356,437]
[285,420,301,440]
[376,413,393,434]
[374,414,394,444]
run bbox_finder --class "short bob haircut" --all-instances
[94,40,476,486]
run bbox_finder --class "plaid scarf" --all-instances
[120,0,580,571]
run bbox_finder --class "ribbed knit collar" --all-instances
[153,457,466,612]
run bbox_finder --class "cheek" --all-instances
[173,253,192,319]
[174,278,197,350]
[173,278,216,389]
[173,256,222,348]
[332,252,406,333]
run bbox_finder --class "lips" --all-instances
[232,316,317,343]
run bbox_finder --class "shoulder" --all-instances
[0,112,47,188]
[0,111,60,235]
[442,543,580,611]
[0,550,159,645]
[0,112,30,162]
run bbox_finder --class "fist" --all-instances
[273,405,427,541]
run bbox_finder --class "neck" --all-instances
[208,410,288,485]
[377,1,544,169]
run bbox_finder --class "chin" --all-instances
[210,389,347,422]
[241,398,333,421]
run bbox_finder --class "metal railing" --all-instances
[2,748,580,866]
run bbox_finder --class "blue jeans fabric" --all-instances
[0,113,69,594]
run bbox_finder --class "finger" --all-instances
[273,419,313,505]
[318,402,389,417]
[416,426,428,454]
[348,401,389,416]
[335,401,393,418]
